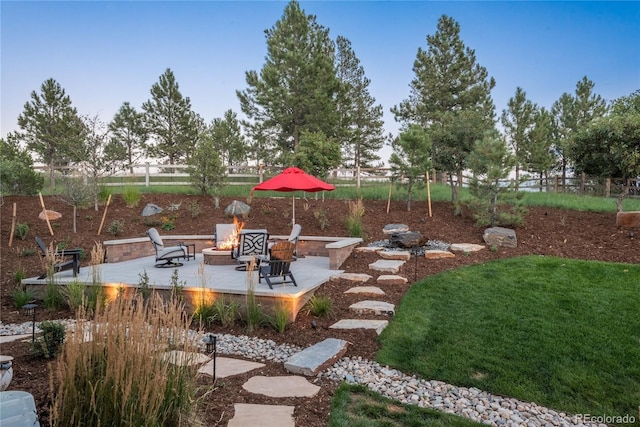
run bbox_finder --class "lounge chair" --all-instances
[147,228,189,268]
[259,241,298,289]
[232,229,268,271]
[35,236,81,279]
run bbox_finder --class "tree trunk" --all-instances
[49,157,56,189]
[73,205,77,233]
[515,165,520,191]
[407,179,412,212]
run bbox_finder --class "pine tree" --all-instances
[237,0,340,166]
[209,110,246,167]
[389,125,432,211]
[391,15,496,213]
[335,36,385,172]
[526,107,555,190]
[501,87,536,189]
[17,78,84,188]
[142,68,197,165]
[107,102,148,173]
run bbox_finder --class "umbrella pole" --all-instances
[292,193,296,226]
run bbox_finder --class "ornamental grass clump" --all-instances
[51,293,203,426]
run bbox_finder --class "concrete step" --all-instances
[284,338,349,376]
[349,300,395,316]
[329,319,389,335]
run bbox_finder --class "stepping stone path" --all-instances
[329,319,389,335]
[198,357,265,378]
[243,375,320,398]
[228,403,295,427]
[344,286,385,295]
[349,300,395,316]
[369,259,404,273]
[378,250,411,260]
[450,243,485,253]
[354,246,383,253]
[330,272,372,283]
[285,338,349,376]
[377,275,407,285]
[424,249,455,259]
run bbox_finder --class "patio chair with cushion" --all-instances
[147,228,189,268]
[35,236,82,279]
[232,229,268,271]
[259,241,298,289]
[269,223,302,259]
[214,223,237,249]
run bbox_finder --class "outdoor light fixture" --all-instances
[202,333,217,382]
[23,302,37,342]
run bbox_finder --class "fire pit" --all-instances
[202,248,235,265]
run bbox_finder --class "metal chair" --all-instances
[232,229,268,271]
[147,228,188,268]
[259,241,298,289]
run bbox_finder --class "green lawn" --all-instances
[377,256,640,420]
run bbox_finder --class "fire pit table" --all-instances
[202,248,235,265]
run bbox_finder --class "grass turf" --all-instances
[377,256,640,420]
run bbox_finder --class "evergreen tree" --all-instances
[526,107,555,190]
[187,132,226,196]
[501,87,536,188]
[292,130,341,180]
[467,130,526,227]
[142,68,197,165]
[335,36,385,172]
[551,76,607,186]
[210,110,247,167]
[107,102,148,173]
[391,15,496,213]
[389,124,432,211]
[237,0,340,164]
[0,133,44,196]
[17,78,84,188]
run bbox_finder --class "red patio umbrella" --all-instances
[251,167,335,225]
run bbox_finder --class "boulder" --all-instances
[390,231,424,248]
[39,210,62,221]
[225,200,251,218]
[382,223,409,235]
[142,203,163,217]
[483,227,517,248]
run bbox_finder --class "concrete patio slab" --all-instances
[243,375,320,398]
[198,357,266,379]
[329,319,389,335]
[228,403,295,427]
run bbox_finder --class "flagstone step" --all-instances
[161,350,210,366]
[376,275,408,285]
[354,246,383,253]
[228,403,295,427]
[330,273,373,283]
[243,375,320,398]
[368,259,405,273]
[378,250,411,260]
[344,286,385,296]
[450,243,486,253]
[329,319,389,335]
[198,357,265,379]
[284,338,349,376]
[349,300,395,316]
[424,249,455,259]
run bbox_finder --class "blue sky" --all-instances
[1,1,639,162]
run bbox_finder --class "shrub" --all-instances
[43,282,63,310]
[0,137,44,195]
[20,247,35,257]
[122,186,141,207]
[137,269,152,302]
[212,296,240,327]
[31,321,66,358]
[63,280,86,311]
[244,259,264,332]
[187,201,201,218]
[170,269,185,301]
[313,208,329,230]
[305,294,334,318]
[13,267,25,283]
[10,285,34,308]
[50,294,201,425]
[14,222,29,240]
[107,219,124,236]
[345,198,366,238]
[270,302,290,334]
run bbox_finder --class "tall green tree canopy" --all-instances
[551,76,607,183]
[237,0,340,166]
[391,15,496,212]
[335,35,385,170]
[389,124,432,211]
[17,78,84,188]
[292,130,341,180]
[0,133,44,196]
[501,87,537,187]
[142,68,197,165]
[526,107,555,184]
[107,102,148,173]
[209,109,246,167]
